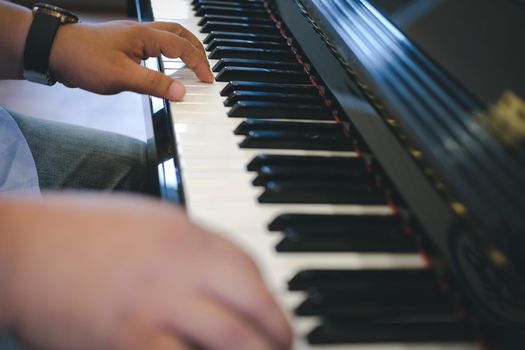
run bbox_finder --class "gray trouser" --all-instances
[9,110,153,194]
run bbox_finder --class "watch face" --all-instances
[32,3,79,24]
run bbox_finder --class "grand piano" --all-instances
[134,0,525,348]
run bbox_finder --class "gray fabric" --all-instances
[9,110,153,194]
[0,106,39,195]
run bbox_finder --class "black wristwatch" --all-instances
[23,3,79,85]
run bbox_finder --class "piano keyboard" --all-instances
[146,0,481,349]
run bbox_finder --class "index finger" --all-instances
[148,21,207,62]
[144,28,213,83]
[202,237,293,349]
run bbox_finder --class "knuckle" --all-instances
[145,70,165,90]
[142,26,158,41]
[129,23,147,38]
[161,21,185,35]
[134,26,156,46]
[189,53,204,69]
[180,41,197,58]
[169,22,183,32]
[180,37,192,50]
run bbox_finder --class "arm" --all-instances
[0,194,292,350]
[0,0,213,100]
[0,1,32,80]
[11,0,127,12]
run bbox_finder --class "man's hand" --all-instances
[0,1,212,100]
[0,194,291,350]
[49,20,214,101]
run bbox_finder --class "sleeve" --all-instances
[0,106,40,195]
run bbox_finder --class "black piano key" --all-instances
[195,6,268,17]
[193,0,264,5]
[258,181,386,204]
[198,14,272,27]
[323,310,467,325]
[206,39,287,51]
[209,47,295,61]
[225,91,323,106]
[269,213,398,231]
[193,1,265,11]
[247,154,365,172]
[308,321,477,344]
[296,287,456,318]
[217,68,308,84]
[203,31,283,44]
[200,21,278,34]
[275,227,416,252]
[288,269,436,292]
[252,165,371,186]
[236,121,340,137]
[252,167,362,186]
[240,130,353,151]
[220,81,318,96]
[228,101,331,119]
[195,0,265,2]
[234,120,339,135]
[213,59,302,72]
[318,284,444,303]
[194,0,264,2]
[303,307,463,327]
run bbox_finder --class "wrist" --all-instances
[47,22,77,85]
[23,3,79,85]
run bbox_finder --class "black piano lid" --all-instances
[275,0,525,332]
[370,0,525,107]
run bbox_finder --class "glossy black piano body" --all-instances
[136,0,525,348]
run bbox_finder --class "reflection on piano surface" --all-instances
[136,0,525,348]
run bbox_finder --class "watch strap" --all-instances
[23,11,62,85]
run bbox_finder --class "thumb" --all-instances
[124,64,186,101]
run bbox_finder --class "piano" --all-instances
[134,0,525,348]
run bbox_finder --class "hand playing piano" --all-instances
[48,20,215,101]
[0,194,291,350]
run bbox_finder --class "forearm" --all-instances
[0,1,32,79]
[11,0,127,12]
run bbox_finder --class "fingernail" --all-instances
[168,80,186,101]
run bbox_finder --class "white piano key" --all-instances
[162,60,187,70]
